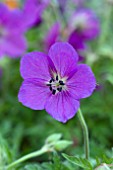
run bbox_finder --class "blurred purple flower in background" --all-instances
[44,22,61,52]
[68,9,100,40]
[44,8,100,60]
[0,0,49,58]
[68,8,100,59]
[18,0,49,30]
[68,31,86,61]
[0,3,27,58]
[4,0,49,30]
[18,42,96,123]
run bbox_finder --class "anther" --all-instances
[57,87,62,92]
[47,83,51,86]
[59,80,65,85]
[52,89,56,95]
[50,86,52,91]
[49,78,54,83]
[56,75,58,81]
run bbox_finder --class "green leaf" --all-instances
[62,153,93,170]
[21,164,42,170]
[95,157,101,167]
[52,152,73,170]
[42,153,71,170]
[53,152,62,170]
[0,135,12,168]
[41,162,53,170]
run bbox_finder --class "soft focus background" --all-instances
[0,0,113,169]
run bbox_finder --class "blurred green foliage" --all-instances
[0,0,113,169]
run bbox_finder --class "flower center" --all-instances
[47,74,66,95]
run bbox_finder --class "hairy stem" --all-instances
[77,108,89,159]
[6,145,50,170]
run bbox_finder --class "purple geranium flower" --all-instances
[0,2,27,57]
[18,42,96,123]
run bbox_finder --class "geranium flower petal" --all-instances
[18,79,50,110]
[67,64,96,99]
[2,34,27,57]
[48,42,78,77]
[45,92,80,123]
[20,52,51,80]
[0,3,10,24]
[44,22,60,51]
[68,31,86,50]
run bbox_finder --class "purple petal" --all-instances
[67,64,96,99]
[68,31,87,60]
[18,79,50,110]
[44,22,60,51]
[20,52,51,80]
[45,92,80,123]
[48,42,78,77]
[0,3,10,25]
[68,31,86,50]
[9,10,27,33]
[21,0,48,29]
[0,3,23,33]
[1,34,27,57]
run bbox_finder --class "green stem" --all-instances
[6,145,50,170]
[77,108,89,159]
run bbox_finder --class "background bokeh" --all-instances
[0,0,113,169]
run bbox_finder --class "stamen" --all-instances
[52,89,56,95]
[49,78,54,83]
[47,76,66,94]
[57,87,62,92]
[56,75,58,81]
[47,83,51,86]
[50,86,52,91]
[59,80,65,85]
